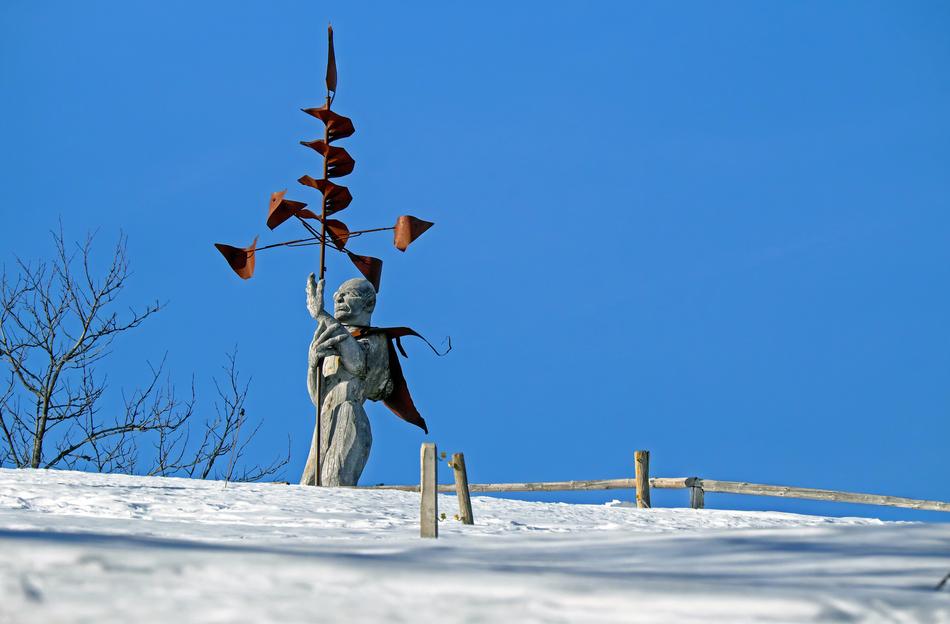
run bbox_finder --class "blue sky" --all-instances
[2,1,948,520]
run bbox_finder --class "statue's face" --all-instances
[333,280,373,323]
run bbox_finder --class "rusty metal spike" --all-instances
[266,190,309,230]
[346,251,382,292]
[300,106,355,143]
[326,25,337,93]
[297,176,353,214]
[299,141,355,178]
[393,215,435,251]
[214,236,258,280]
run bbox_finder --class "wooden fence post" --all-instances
[687,477,704,509]
[420,442,438,538]
[451,452,474,525]
[635,450,651,508]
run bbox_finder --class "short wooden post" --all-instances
[451,452,474,525]
[420,442,438,538]
[635,450,651,509]
[687,477,704,509]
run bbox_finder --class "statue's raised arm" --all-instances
[305,272,326,320]
[306,274,365,375]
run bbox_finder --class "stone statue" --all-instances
[300,274,393,486]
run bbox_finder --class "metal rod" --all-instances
[249,224,393,255]
[295,214,323,239]
[254,235,319,252]
[348,225,395,235]
[313,80,331,487]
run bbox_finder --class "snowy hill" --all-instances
[1,469,948,623]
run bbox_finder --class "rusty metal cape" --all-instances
[348,326,437,434]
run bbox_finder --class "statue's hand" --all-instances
[308,316,367,376]
[310,319,349,359]
[306,273,327,320]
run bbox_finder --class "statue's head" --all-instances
[333,278,376,326]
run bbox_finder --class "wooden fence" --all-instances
[361,447,950,537]
[366,476,950,512]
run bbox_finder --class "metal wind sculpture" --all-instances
[214,26,435,486]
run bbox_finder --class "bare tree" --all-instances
[149,349,290,482]
[0,228,288,481]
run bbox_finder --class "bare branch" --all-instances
[229,436,291,483]
[0,228,164,468]
[1,229,287,481]
[162,349,288,483]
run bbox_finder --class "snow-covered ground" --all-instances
[1,469,948,623]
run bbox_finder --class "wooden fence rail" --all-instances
[361,476,950,513]
[698,479,950,512]
[361,477,688,494]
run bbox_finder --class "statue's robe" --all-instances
[349,326,429,434]
[301,326,431,486]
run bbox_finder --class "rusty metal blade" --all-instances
[346,251,382,291]
[299,141,355,178]
[214,236,258,280]
[320,218,350,248]
[300,106,355,142]
[269,189,287,208]
[393,215,435,251]
[326,25,337,93]
[266,190,309,230]
[297,176,353,214]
